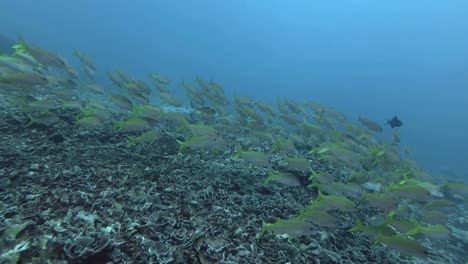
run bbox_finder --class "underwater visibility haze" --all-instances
[0,1,468,263]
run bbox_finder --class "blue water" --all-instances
[1,0,467,178]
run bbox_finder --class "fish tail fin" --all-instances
[264,171,274,184]
[176,139,185,153]
[233,145,242,160]
[17,35,28,47]
[406,217,422,236]
[13,35,29,55]
[113,121,123,131]
[176,118,189,133]
[72,49,81,58]
[127,136,135,147]
[372,234,383,247]
[348,217,365,232]
[258,221,269,239]
[25,115,35,127]
[271,139,280,151]
[308,171,317,180]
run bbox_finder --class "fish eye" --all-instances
[41,77,47,81]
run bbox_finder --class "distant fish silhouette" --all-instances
[358,116,383,132]
[190,100,216,115]
[197,106,216,115]
[387,116,403,128]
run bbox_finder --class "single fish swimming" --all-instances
[387,116,403,128]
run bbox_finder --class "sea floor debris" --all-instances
[0,102,464,263]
